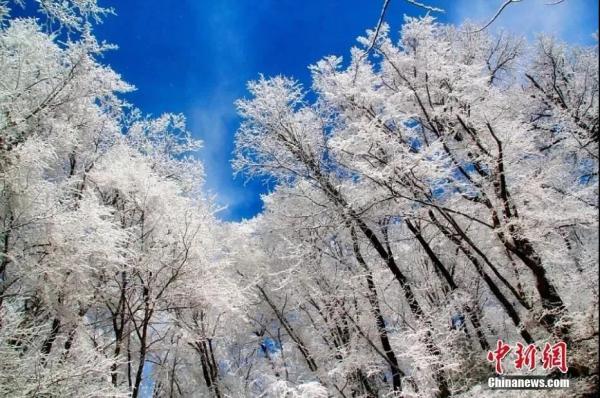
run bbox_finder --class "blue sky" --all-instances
[91,0,598,221]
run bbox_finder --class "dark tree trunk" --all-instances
[132,284,152,398]
[41,317,61,357]
[192,339,222,398]
[507,236,569,341]
[429,210,535,345]
[350,226,404,392]
[259,286,319,373]
[406,219,490,351]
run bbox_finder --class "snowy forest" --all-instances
[0,0,598,397]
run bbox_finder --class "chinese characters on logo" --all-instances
[487,340,568,374]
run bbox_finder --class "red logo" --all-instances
[542,341,568,373]
[487,340,568,374]
[487,340,512,374]
[515,342,537,371]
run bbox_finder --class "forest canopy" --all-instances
[0,1,598,397]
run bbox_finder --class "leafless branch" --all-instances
[405,0,444,13]
[470,0,522,33]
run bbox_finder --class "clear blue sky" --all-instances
[85,0,597,221]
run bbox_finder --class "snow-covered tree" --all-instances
[1,1,597,397]
[0,2,246,397]
[233,16,598,397]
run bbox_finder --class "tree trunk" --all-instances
[350,226,403,392]
[406,219,490,351]
[429,210,535,344]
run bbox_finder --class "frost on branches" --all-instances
[0,2,241,397]
[232,16,598,398]
[0,1,598,398]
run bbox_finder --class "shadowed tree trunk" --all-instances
[405,219,490,351]
[350,226,404,392]
[429,210,535,345]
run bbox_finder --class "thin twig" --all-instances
[470,0,522,33]
[405,0,444,13]
[363,0,392,58]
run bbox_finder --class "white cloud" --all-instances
[448,0,598,44]
[190,98,251,219]
[185,1,260,220]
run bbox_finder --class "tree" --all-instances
[1,1,597,397]
[233,16,598,396]
[0,2,245,397]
